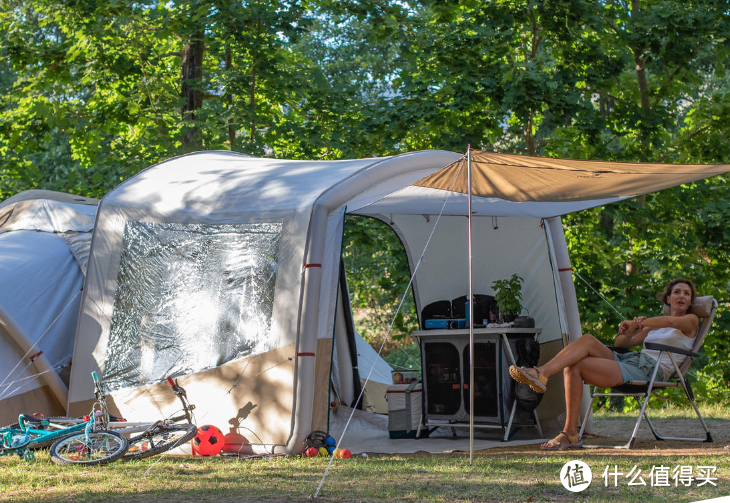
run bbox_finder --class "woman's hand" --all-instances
[632,316,647,328]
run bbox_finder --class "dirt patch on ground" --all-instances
[479,415,730,456]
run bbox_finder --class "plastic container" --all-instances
[391,370,419,384]
[464,299,476,327]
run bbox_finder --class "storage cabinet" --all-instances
[421,336,499,423]
[415,328,543,439]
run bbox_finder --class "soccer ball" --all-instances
[192,425,223,456]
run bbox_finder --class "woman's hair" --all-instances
[662,277,696,313]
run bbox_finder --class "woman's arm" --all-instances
[632,313,699,338]
[614,324,651,349]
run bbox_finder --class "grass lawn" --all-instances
[1,406,728,503]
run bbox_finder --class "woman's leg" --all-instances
[542,356,624,448]
[537,334,615,378]
[510,334,616,393]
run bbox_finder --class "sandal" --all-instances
[541,431,582,451]
[509,365,548,393]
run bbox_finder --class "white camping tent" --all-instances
[0,190,97,424]
[67,149,730,455]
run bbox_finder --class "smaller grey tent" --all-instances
[0,190,97,424]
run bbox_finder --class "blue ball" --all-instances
[324,436,336,447]
[327,446,336,455]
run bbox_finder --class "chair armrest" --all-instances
[606,346,631,354]
[643,342,699,358]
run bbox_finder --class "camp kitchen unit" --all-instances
[414,327,543,441]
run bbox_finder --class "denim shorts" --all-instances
[612,351,663,383]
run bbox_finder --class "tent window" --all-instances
[103,221,282,391]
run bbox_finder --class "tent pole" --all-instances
[467,146,474,463]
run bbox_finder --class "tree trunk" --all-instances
[633,48,650,111]
[524,110,536,156]
[225,42,235,149]
[249,20,262,142]
[181,30,205,149]
[631,0,650,112]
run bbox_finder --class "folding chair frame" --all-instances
[579,297,717,449]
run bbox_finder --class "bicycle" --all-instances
[0,372,128,465]
[3,374,198,461]
[122,376,197,460]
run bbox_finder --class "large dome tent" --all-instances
[66,149,730,454]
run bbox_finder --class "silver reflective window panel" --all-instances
[104,221,282,390]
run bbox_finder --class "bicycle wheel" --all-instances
[0,428,54,451]
[3,417,82,450]
[125,424,197,460]
[50,430,128,466]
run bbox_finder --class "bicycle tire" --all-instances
[124,423,197,460]
[50,430,128,466]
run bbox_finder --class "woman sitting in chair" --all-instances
[509,278,699,450]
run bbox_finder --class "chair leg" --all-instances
[632,380,713,443]
[646,379,714,443]
[503,400,517,442]
[532,408,543,439]
[578,386,594,441]
[638,402,663,441]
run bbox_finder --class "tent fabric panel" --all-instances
[69,342,297,452]
[391,215,562,342]
[0,231,83,398]
[0,324,45,399]
[354,185,622,218]
[354,330,393,385]
[414,150,730,202]
[331,287,354,408]
[0,199,96,233]
[0,190,97,209]
[58,232,93,275]
[0,385,66,426]
[316,208,347,341]
[543,217,570,340]
[101,221,283,391]
[104,151,378,217]
[311,337,333,432]
[70,203,309,404]
[317,150,463,212]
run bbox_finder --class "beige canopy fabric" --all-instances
[413,150,730,202]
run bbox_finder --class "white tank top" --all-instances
[641,327,695,378]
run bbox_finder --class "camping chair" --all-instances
[579,295,717,449]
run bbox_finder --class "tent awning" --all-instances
[413,150,730,202]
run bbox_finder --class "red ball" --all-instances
[338,448,352,459]
[192,425,224,456]
[305,446,319,458]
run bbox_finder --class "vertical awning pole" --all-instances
[467,146,474,463]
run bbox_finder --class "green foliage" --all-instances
[342,216,419,347]
[491,274,524,317]
[1,0,729,405]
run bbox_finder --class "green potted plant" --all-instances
[491,274,523,323]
